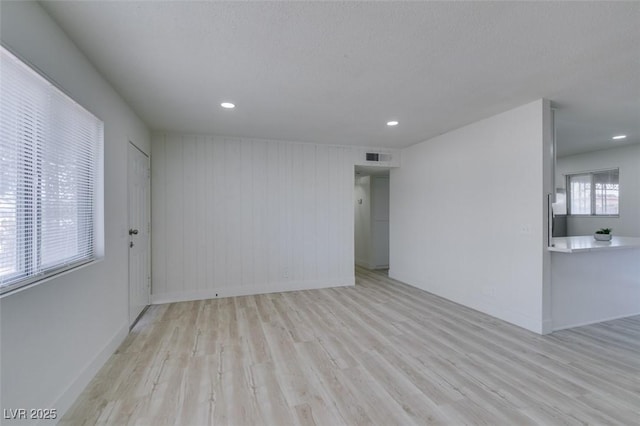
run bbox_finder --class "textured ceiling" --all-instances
[40,1,640,155]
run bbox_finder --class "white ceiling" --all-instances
[41,1,639,156]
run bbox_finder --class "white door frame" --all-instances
[128,141,151,327]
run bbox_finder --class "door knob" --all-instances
[129,229,139,235]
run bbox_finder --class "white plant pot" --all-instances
[594,233,612,241]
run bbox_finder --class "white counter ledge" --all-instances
[549,235,640,253]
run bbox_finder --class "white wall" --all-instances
[151,134,357,303]
[0,2,149,424]
[555,144,640,237]
[354,176,372,267]
[390,99,553,334]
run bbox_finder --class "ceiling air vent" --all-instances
[366,152,379,161]
[366,152,391,162]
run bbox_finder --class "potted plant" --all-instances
[594,227,613,241]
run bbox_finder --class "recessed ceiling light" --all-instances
[387,120,399,126]
[612,135,626,140]
[221,102,235,109]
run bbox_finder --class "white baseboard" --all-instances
[541,318,553,335]
[151,277,355,305]
[355,260,388,270]
[43,323,129,425]
[552,311,640,332]
[355,259,372,269]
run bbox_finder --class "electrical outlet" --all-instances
[282,268,289,278]
[482,286,497,297]
[520,224,533,235]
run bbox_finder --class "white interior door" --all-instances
[128,142,150,326]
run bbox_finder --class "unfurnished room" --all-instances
[1,1,639,425]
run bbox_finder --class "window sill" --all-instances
[0,257,103,299]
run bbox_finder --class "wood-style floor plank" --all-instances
[60,267,640,425]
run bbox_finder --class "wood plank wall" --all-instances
[151,134,376,303]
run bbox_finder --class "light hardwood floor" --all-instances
[61,267,640,425]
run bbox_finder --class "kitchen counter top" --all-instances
[549,236,640,253]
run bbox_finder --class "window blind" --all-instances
[567,169,619,217]
[0,46,104,295]
[568,173,591,215]
[593,169,619,215]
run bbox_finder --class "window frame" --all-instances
[566,168,620,217]
[0,45,104,297]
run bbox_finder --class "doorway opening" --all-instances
[354,166,390,275]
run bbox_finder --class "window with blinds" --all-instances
[0,46,104,296]
[567,169,619,216]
